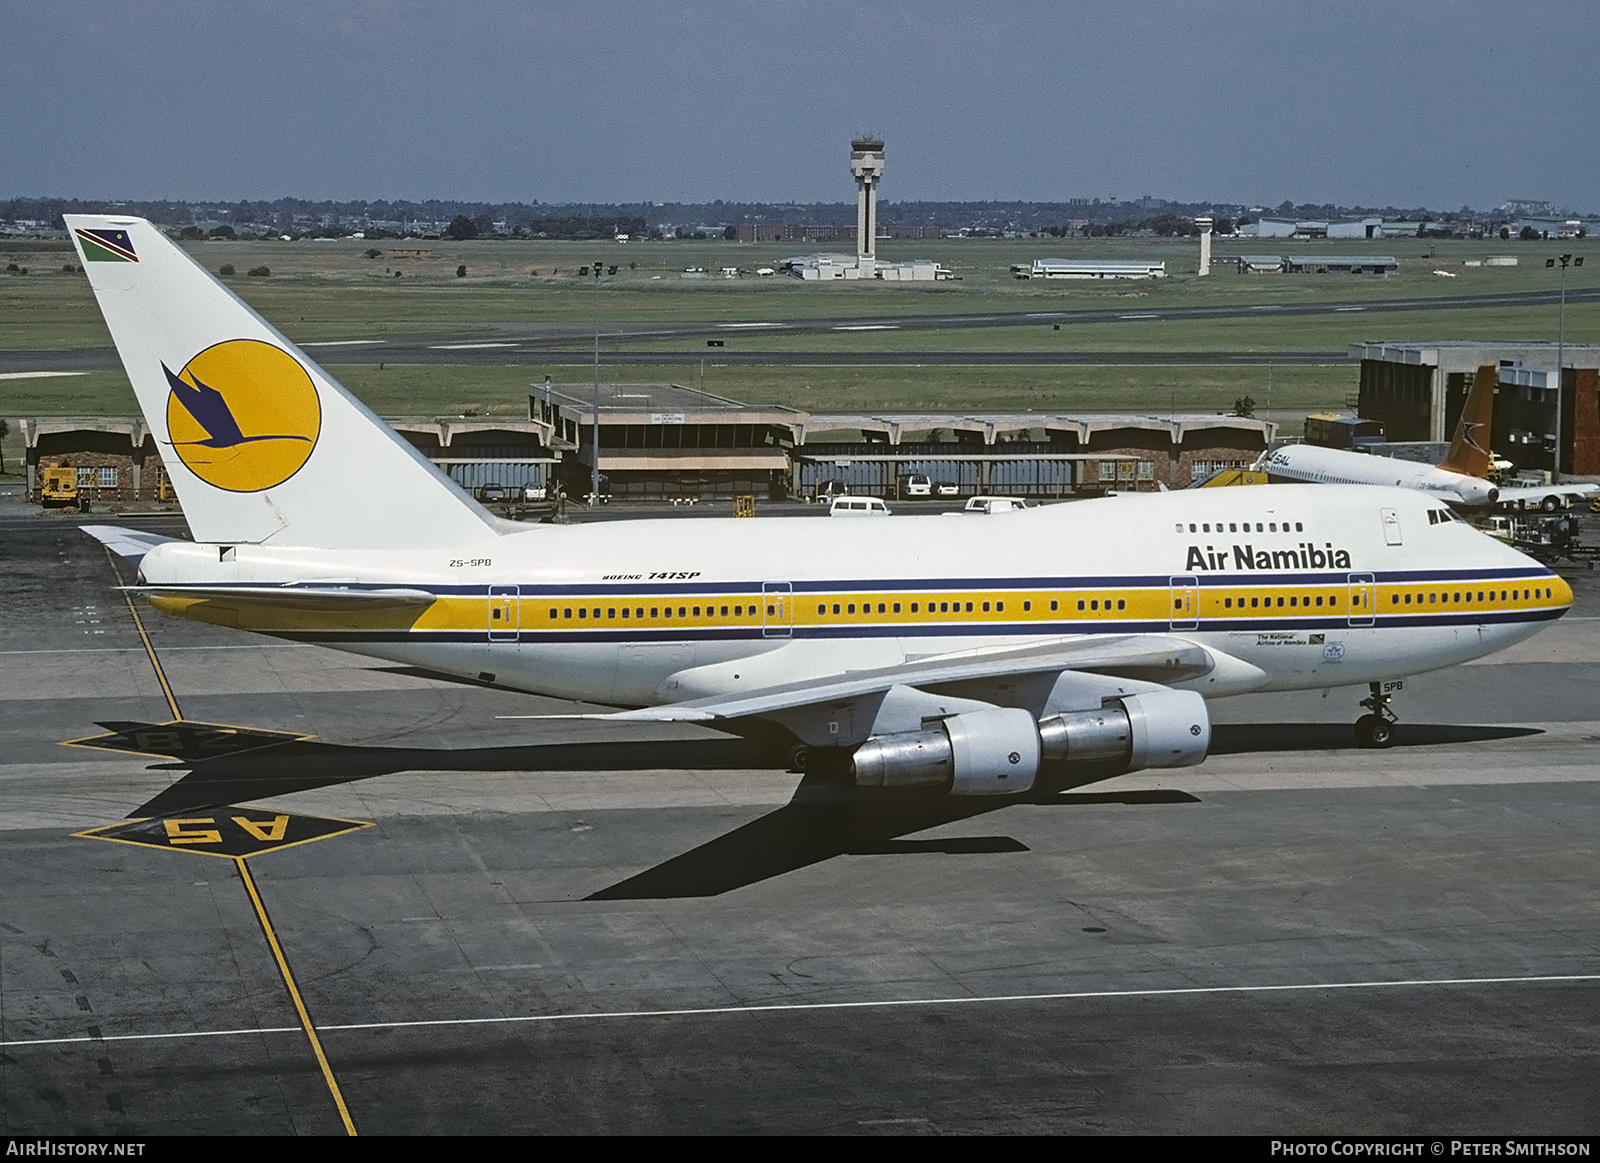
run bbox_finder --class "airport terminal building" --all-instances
[19,386,1276,508]
[533,384,1274,502]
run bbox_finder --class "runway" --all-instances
[2,498,1598,1134]
[5,283,1596,374]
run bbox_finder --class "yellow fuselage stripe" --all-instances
[454,582,1565,630]
[158,579,1567,635]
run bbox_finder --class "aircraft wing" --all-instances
[571,634,1213,724]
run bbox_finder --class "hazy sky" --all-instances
[5,1,1595,211]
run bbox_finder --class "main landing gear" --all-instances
[1355,682,1398,748]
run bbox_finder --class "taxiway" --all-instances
[1,500,1597,1134]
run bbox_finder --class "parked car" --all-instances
[935,482,961,497]
[829,496,890,517]
[963,495,1032,514]
[899,473,932,497]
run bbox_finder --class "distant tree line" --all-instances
[442,212,654,241]
[0,195,1565,238]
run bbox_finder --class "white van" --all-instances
[829,496,891,517]
[899,474,932,497]
[963,496,1031,514]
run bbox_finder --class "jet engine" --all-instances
[849,690,1209,796]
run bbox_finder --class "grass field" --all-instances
[0,362,1345,437]
[4,234,1597,347]
[2,233,1594,437]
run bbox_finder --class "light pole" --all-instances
[1546,253,1584,482]
[591,258,604,505]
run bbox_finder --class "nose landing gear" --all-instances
[1355,681,1398,748]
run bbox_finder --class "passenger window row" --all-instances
[549,605,766,621]
[537,585,1550,625]
[1223,594,1338,609]
[1178,521,1304,533]
[1391,587,1549,606]
[816,599,1016,615]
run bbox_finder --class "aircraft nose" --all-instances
[1551,573,1575,614]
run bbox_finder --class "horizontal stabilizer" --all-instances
[1496,482,1599,506]
[128,584,437,612]
[80,525,179,565]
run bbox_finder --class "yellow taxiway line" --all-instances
[236,856,358,1136]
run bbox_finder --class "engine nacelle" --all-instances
[1119,689,1210,769]
[851,691,1210,795]
[851,707,1041,796]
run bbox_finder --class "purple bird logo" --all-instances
[164,339,321,492]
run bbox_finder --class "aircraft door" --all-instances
[1380,507,1403,545]
[762,582,792,638]
[488,585,519,642]
[1347,572,1375,627]
[1169,575,1199,630]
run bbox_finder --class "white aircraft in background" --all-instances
[67,215,1570,794]
[1255,363,1597,512]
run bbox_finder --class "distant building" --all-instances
[782,252,875,280]
[765,137,945,283]
[1327,217,1385,240]
[534,383,798,501]
[20,415,562,504]
[1240,217,1408,240]
[1349,341,1600,474]
[18,418,169,503]
[782,253,950,281]
[794,413,1274,495]
[1283,255,1397,275]
[1011,258,1166,280]
[875,259,953,281]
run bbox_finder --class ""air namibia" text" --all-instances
[1186,542,1353,571]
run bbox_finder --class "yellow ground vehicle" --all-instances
[1195,468,1269,488]
[39,466,81,509]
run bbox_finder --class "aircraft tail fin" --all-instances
[64,215,504,550]
[1439,363,1497,478]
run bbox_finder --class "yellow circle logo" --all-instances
[164,340,321,493]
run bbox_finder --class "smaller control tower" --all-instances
[1195,216,1214,277]
[850,136,885,272]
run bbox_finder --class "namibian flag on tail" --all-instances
[73,226,137,262]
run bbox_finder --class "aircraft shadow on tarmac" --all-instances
[1208,721,1541,754]
[69,716,1542,897]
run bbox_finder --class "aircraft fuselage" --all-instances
[137,485,1570,708]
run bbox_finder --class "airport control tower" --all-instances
[850,136,885,272]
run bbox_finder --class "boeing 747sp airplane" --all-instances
[68,216,1571,795]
